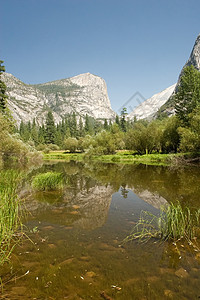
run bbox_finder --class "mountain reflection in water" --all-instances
[1,161,200,300]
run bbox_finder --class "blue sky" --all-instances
[1,0,200,113]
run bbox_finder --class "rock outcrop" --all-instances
[175,33,200,92]
[2,72,115,125]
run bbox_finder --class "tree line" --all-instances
[17,109,132,152]
[1,59,200,156]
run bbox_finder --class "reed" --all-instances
[124,201,200,243]
[0,170,23,265]
[32,172,63,191]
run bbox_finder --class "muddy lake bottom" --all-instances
[1,161,200,299]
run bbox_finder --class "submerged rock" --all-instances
[11,286,27,296]
[164,289,174,298]
[175,268,189,278]
[100,291,113,300]
[85,271,96,278]
[79,256,90,262]
[59,257,74,266]
[48,243,57,249]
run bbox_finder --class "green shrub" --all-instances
[0,113,41,168]
[36,144,46,151]
[47,143,60,151]
[63,137,78,153]
[32,172,63,191]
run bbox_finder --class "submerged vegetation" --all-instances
[0,170,23,265]
[32,172,64,191]
[124,201,200,244]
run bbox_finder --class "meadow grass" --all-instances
[43,151,187,166]
[0,170,23,265]
[124,201,200,244]
[32,172,63,191]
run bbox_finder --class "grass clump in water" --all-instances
[124,201,200,243]
[32,172,63,191]
[0,170,23,265]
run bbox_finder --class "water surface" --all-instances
[1,161,200,299]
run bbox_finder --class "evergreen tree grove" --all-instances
[0,60,8,113]
[175,65,200,125]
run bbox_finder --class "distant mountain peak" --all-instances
[2,72,115,125]
[128,84,176,120]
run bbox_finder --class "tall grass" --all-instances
[0,170,23,265]
[124,201,200,243]
[32,172,63,191]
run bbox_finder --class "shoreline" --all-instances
[42,151,199,166]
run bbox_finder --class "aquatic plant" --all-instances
[124,201,200,243]
[32,172,63,191]
[0,170,23,265]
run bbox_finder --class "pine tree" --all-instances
[27,121,31,133]
[104,119,109,130]
[78,117,85,137]
[38,125,45,144]
[0,60,8,113]
[19,121,31,141]
[60,119,66,139]
[65,127,71,138]
[45,111,56,144]
[115,115,120,126]
[31,118,39,145]
[85,114,90,134]
[19,121,25,137]
[54,129,63,147]
[70,112,77,137]
[120,107,127,132]
[94,119,101,134]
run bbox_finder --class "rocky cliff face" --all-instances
[2,72,115,125]
[128,84,176,120]
[175,33,200,92]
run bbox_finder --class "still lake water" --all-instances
[1,161,200,299]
